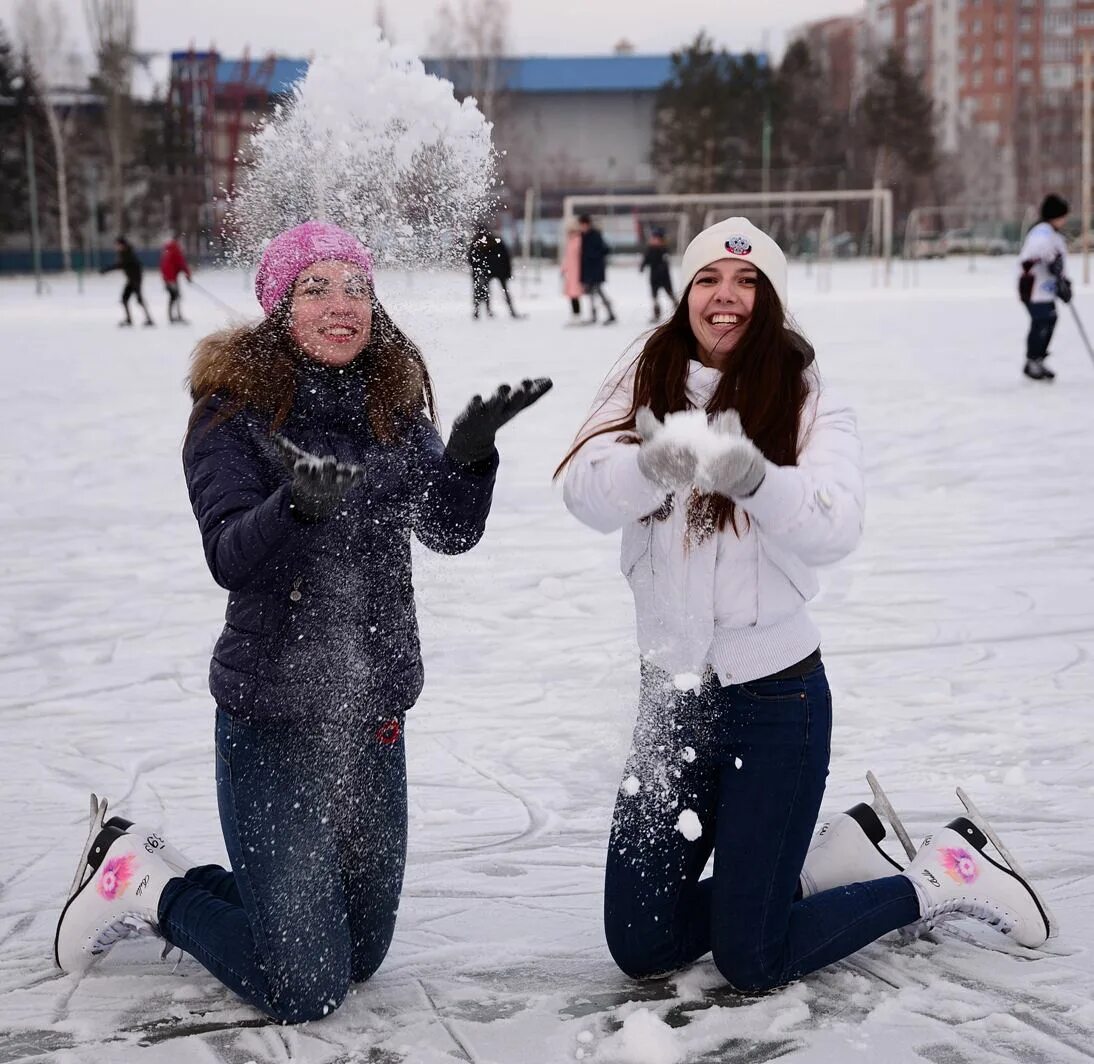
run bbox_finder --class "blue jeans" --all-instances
[1025,301,1057,362]
[604,660,920,992]
[158,709,408,1023]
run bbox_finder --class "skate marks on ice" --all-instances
[542,924,1094,1064]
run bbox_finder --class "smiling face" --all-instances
[687,259,759,369]
[288,260,373,367]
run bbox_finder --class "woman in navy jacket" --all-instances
[54,222,551,1021]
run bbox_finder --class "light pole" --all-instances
[26,123,43,295]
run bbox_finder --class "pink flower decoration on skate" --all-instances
[939,846,978,884]
[97,853,136,901]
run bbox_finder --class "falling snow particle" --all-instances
[621,775,641,796]
[676,809,702,841]
[681,747,696,763]
[734,757,743,770]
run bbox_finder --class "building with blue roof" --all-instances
[166,49,678,238]
[424,55,675,210]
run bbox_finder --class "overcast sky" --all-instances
[1,0,864,63]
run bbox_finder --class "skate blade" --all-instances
[66,793,109,900]
[866,771,917,860]
[956,786,1059,940]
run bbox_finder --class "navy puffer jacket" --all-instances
[183,360,497,722]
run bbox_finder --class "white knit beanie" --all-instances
[680,217,788,307]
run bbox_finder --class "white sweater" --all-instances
[563,360,864,684]
[1018,222,1069,305]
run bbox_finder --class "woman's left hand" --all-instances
[446,378,554,467]
[694,411,767,499]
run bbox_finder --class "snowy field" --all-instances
[2,256,1094,1063]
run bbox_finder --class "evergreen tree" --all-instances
[0,22,28,234]
[721,50,774,188]
[652,32,733,193]
[773,39,844,190]
[859,46,937,210]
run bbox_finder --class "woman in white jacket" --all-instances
[559,218,1053,993]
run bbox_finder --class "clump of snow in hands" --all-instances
[593,1008,684,1064]
[655,408,756,496]
[227,28,498,270]
[656,410,726,462]
[675,809,702,841]
[672,671,703,693]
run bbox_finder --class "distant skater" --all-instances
[639,227,675,323]
[160,234,193,324]
[468,226,521,319]
[578,214,616,325]
[561,224,584,324]
[1017,194,1072,382]
[101,236,154,327]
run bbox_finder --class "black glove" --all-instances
[273,435,363,523]
[1018,273,1034,304]
[1057,276,1073,304]
[445,378,553,467]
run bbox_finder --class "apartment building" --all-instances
[799,0,1094,208]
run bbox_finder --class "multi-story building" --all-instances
[793,16,860,114]
[799,0,1094,211]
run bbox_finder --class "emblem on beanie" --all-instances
[725,236,752,256]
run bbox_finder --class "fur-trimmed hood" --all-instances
[186,317,431,443]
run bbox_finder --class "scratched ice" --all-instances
[2,257,1093,1062]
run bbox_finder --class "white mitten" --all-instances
[695,410,767,498]
[635,407,699,491]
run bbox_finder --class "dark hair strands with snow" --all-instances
[555,272,812,540]
[185,293,438,445]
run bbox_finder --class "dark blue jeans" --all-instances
[604,661,920,992]
[158,709,408,1023]
[1025,301,1058,362]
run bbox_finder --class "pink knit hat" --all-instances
[254,221,375,315]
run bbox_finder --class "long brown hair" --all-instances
[185,292,438,443]
[555,271,813,538]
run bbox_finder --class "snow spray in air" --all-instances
[225,28,499,271]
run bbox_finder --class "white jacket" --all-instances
[1018,222,1068,305]
[563,360,864,684]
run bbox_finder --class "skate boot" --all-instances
[68,795,194,897]
[800,772,916,897]
[900,788,1055,949]
[55,823,179,973]
[1023,359,1053,381]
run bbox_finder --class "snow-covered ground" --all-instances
[2,257,1093,1063]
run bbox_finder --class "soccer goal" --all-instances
[561,189,895,291]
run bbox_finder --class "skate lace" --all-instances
[91,914,157,954]
[923,898,1014,934]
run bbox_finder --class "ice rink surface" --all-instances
[2,256,1093,1062]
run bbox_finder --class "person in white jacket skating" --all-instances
[559,217,1054,994]
[1017,193,1072,381]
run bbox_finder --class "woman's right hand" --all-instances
[634,408,698,491]
[272,435,363,523]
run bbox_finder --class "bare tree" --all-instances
[374,0,392,41]
[428,0,509,124]
[84,0,134,232]
[15,0,82,269]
